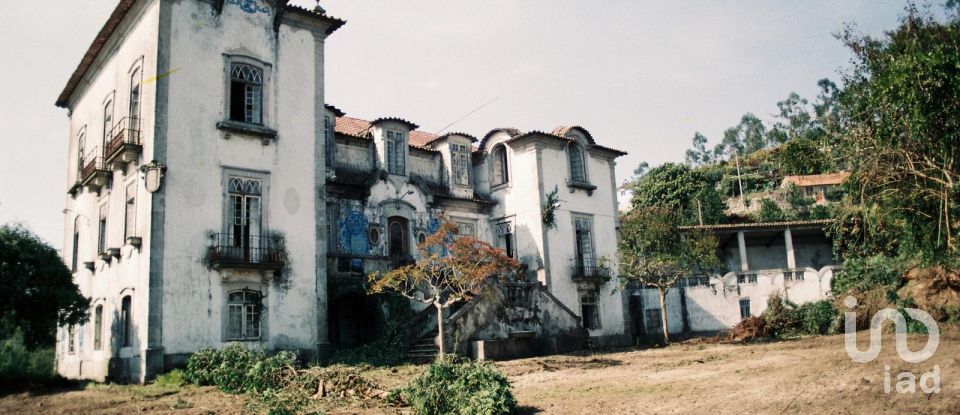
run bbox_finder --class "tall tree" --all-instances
[629,163,727,225]
[685,132,713,166]
[0,224,89,347]
[833,4,960,261]
[368,220,521,358]
[618,206,721,344]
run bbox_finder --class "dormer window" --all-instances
[230,63,263,124]
[385,130,406,175]
[491,145,509,186]
[451,143,471,186]
[568,142,587,183]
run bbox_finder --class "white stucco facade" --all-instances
[56,0,343,382]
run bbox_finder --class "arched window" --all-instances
[491,145,509,186]
[568,142,587,183]
[103,99,114,143]
[388,216,409,258]
[230,63,263,124]
[77,129,86,179]
[128,66,141,128]
[227,289,261,340]
[120,296,132,347]
[93,305,103,350]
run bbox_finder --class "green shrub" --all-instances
[401,358,516,415]
[185,343,264,393]
[796,301,839,335]
[831,255,905,295]
[0,330,58,389]
[245,351,298,393]
[754,199,787,222]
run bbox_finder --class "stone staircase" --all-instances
[405,328,439,364]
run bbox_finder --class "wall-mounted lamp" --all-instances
[140,160,167,193]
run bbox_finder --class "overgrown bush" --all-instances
[761,294,841,337]
[399,358,516,415]
[754,199,787,222]
[185,343,266,393]
[184,345,385,414]
[331,318,409,367]
[0,330,59,390]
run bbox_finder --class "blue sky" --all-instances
[0,1,947,248]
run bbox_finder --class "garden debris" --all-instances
[898,266,960,321]
[728,316,772,342]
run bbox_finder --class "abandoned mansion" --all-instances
[56,0,839,383]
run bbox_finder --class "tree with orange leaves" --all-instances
[367,219,521,358]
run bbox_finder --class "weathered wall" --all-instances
[157,0,326,358]
[630,267,838,337]
[58,0,161,383]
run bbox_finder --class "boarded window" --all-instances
[124,183,136,240]
[385,130,406,175]
[103,100,114,143]
[490,145,508,186]
[451,143,471,186]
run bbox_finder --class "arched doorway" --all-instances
[388,216,410,258]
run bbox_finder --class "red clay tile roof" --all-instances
[781,172,850,187]
[371,117,420,131]
[55,0,136,108]
[333,115,439,151]
[56,0,344,108]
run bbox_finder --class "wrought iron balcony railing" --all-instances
[571,264,611,283]
[105,117,142,165]
[207,233,285,270]
[80,148,110,188]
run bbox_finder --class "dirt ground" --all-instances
[2,329,957,414]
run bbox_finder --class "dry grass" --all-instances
[2,329,957,414]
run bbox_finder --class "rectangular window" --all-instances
[124,183,136,240]
[574,216,595,271]
[739,298,751,319]
[77,132,86,180]
[451,143,471,186]
[227,290,261,340]
[103,100,113,144]
[324,116,336,168]
[580,291,601,329]
[495,222,515,258]
[454,221,475,238]
[129,68,141,121]
[737,273,757,284]
[71,226,80,272]
[67,325,76,354]
[121,296,132,347]
[226,176,263,262]
[98,204,108,254]
[93,305,103,351]
[229,63,263,124]
[385,130,405,175]
[326,204,339,253]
